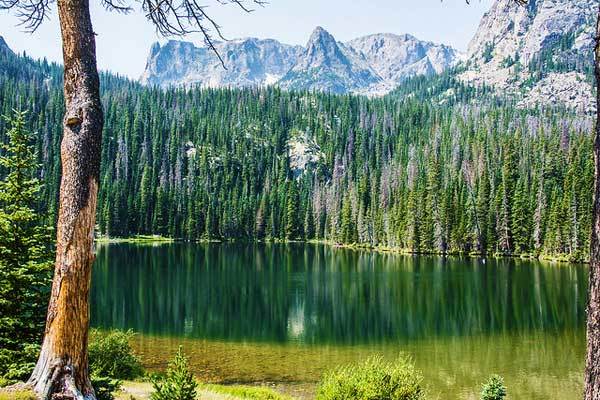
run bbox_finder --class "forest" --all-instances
[0,44,594,262]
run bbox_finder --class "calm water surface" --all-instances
[91,243,587,399]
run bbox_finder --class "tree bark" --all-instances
[27,0,103,397]
[585,4,600,400]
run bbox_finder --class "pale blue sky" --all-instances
[0,0,493,79]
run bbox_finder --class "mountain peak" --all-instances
[307,26,336,47]
[280,27,384,94]
[310,26,329,37]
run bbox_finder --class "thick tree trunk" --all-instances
[27,0,103,398]
[585,5,600,400]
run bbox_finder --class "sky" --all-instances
[0,0,494,79]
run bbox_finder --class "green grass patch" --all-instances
[95,235,174,244]
[0,390,36,400]
[201,384,292,400]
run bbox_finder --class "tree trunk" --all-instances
[585,5,600,400]
[27,0,103,397]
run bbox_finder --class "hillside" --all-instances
[0,37,594,261]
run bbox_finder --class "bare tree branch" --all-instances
[102,0,132,14]
[1,0,265,68]
[1,0,52,32]
[141,0,264,68]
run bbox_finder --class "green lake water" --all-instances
[91,243,587,399]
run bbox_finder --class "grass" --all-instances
[116,381,292,400]
[0,390,36,400]
[95,235,174,244]
[202,384,293,400]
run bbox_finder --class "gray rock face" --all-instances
[461,0,596,112]
[140,27,459,95]
[287,129,325,178]
[346,33,459,85]
[140,38,303,88]
[517,72,595,114]
[0,36,14,56]
[467,0,595,65]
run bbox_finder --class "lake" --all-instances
[91,243,587,399]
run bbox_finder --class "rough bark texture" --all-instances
[27,0,103,398]
[585,5,600,400]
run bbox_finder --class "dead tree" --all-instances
[0,0,262,398]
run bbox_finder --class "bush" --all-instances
[151,346,197,400]
[0,343,41,383]
[316,356,425,400]
[89,329,143,380]
[481,375,507,400]
[91,374,122,400]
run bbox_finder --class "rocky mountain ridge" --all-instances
[141,26,460,95]
[140,38,303,88]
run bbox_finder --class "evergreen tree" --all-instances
[0,110,52,381]
[285,181,301,240]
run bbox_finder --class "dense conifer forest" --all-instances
[0,47,594,261]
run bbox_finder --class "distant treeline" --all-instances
[0,49,594,261]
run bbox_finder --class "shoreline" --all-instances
[94,235,589,264]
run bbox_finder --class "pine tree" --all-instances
[285,181,301,240]
[151,346,197,400]
[304,201,315,240]
[0,111,52,380]
[511,177,531,253]
[340,193,354,243]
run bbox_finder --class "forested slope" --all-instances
[0,45,594,261]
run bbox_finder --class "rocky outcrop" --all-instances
[461,0,596,112]
[517,72,595,114]
[287,129,324,177]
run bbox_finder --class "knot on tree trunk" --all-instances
[65,109,82,127]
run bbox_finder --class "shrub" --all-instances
[151,346,197,400]
[481,375,507,400]
[316,356,425,400]
[91,374,122,400]
[0,343,41,383]
[89,329,144,380]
